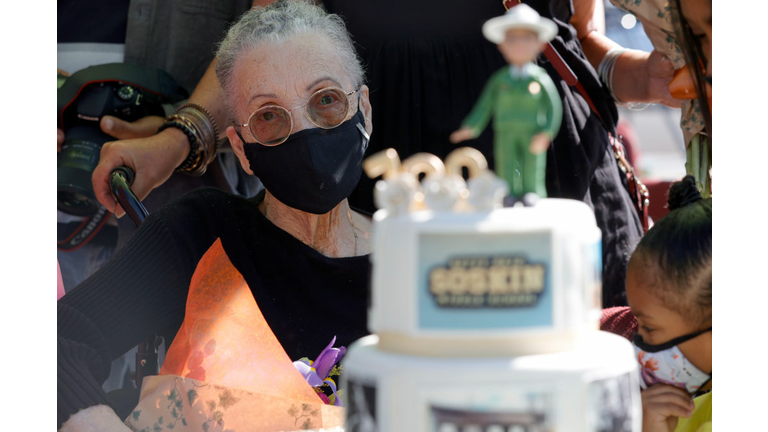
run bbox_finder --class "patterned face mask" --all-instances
[632,327,711,395]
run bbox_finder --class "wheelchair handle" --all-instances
[110,166,149,227]
[109,166,160,389]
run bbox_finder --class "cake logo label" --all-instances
[428,256,546,308]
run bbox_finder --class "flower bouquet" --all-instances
[124,240,346,432]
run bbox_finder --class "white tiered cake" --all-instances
[341,148,641,432]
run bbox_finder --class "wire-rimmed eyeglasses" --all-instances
[234,87,359,146]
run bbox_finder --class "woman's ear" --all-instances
[359,85,373,137]
[226,126,254,175]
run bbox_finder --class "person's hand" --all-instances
[640,384,695,432]
[60,115,178,216]
[529,132,551,154]
[58,115,164,151]
[613,49,681,109]
[644,50,681,108]
[91,124,190,217]
[449,128,475,144]
[99,115,166,140]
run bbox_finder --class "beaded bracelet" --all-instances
[157,119,205,174]
[169,114,207,169]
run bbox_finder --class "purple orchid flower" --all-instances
[293,360,325,387]
[293,336,346,406]
[313,336,346,379]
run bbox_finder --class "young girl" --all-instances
[600,176,712,432]
[621,175,712,432]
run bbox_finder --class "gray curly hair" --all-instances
[215,0,364,115]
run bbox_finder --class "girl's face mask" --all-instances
[632,327,711,395]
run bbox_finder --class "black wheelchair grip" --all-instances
[110,166,149,227]
[109,166,160,390]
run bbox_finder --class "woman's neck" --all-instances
[258,190,359,257]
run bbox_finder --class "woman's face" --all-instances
[625,262,712,374]
[680,0,712,80]
[226,33,372,173]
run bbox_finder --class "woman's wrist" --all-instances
[156,126,194,168]
[156,102,221,176]
[610,49,653,103]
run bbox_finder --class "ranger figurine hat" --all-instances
[482,3,558,44]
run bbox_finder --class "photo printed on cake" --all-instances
[426,384,554,432]
[345,377,377,432]
[586,371,640,432]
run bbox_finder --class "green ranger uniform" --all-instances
[461,63,562,197]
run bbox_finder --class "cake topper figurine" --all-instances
[450,3,562,206]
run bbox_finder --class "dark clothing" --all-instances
[57,188,371,428]
[329,0,642,306]
[58,0,253,94]
[122,0,254,94]
[58,0,132,45]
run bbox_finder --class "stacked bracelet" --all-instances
[597,48,650,110]
[157,103,221,176]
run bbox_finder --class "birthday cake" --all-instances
[341,148,641,432]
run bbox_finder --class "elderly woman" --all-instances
[57,1,373,429]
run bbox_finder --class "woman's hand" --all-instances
[641,383,695,432]
[643,50,682,108]
[612,49,681,108]
[91,126,190,217]
[59,114,184,217]
[99,115,166,141]
[571,0,681,109]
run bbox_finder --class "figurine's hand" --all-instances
[92,127,190,217]
[640,384,694,432]
[449,128,475,144]
[529,133,551,155]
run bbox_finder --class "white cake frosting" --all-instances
[370,199,603,357]
[342,333,641,432]
[345,148,640,431]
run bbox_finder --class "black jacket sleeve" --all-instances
[56,188,226,428]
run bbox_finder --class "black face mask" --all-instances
[632,326,712,353]
[243,109,369,214]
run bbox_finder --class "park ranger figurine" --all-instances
[450,3,562,206]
